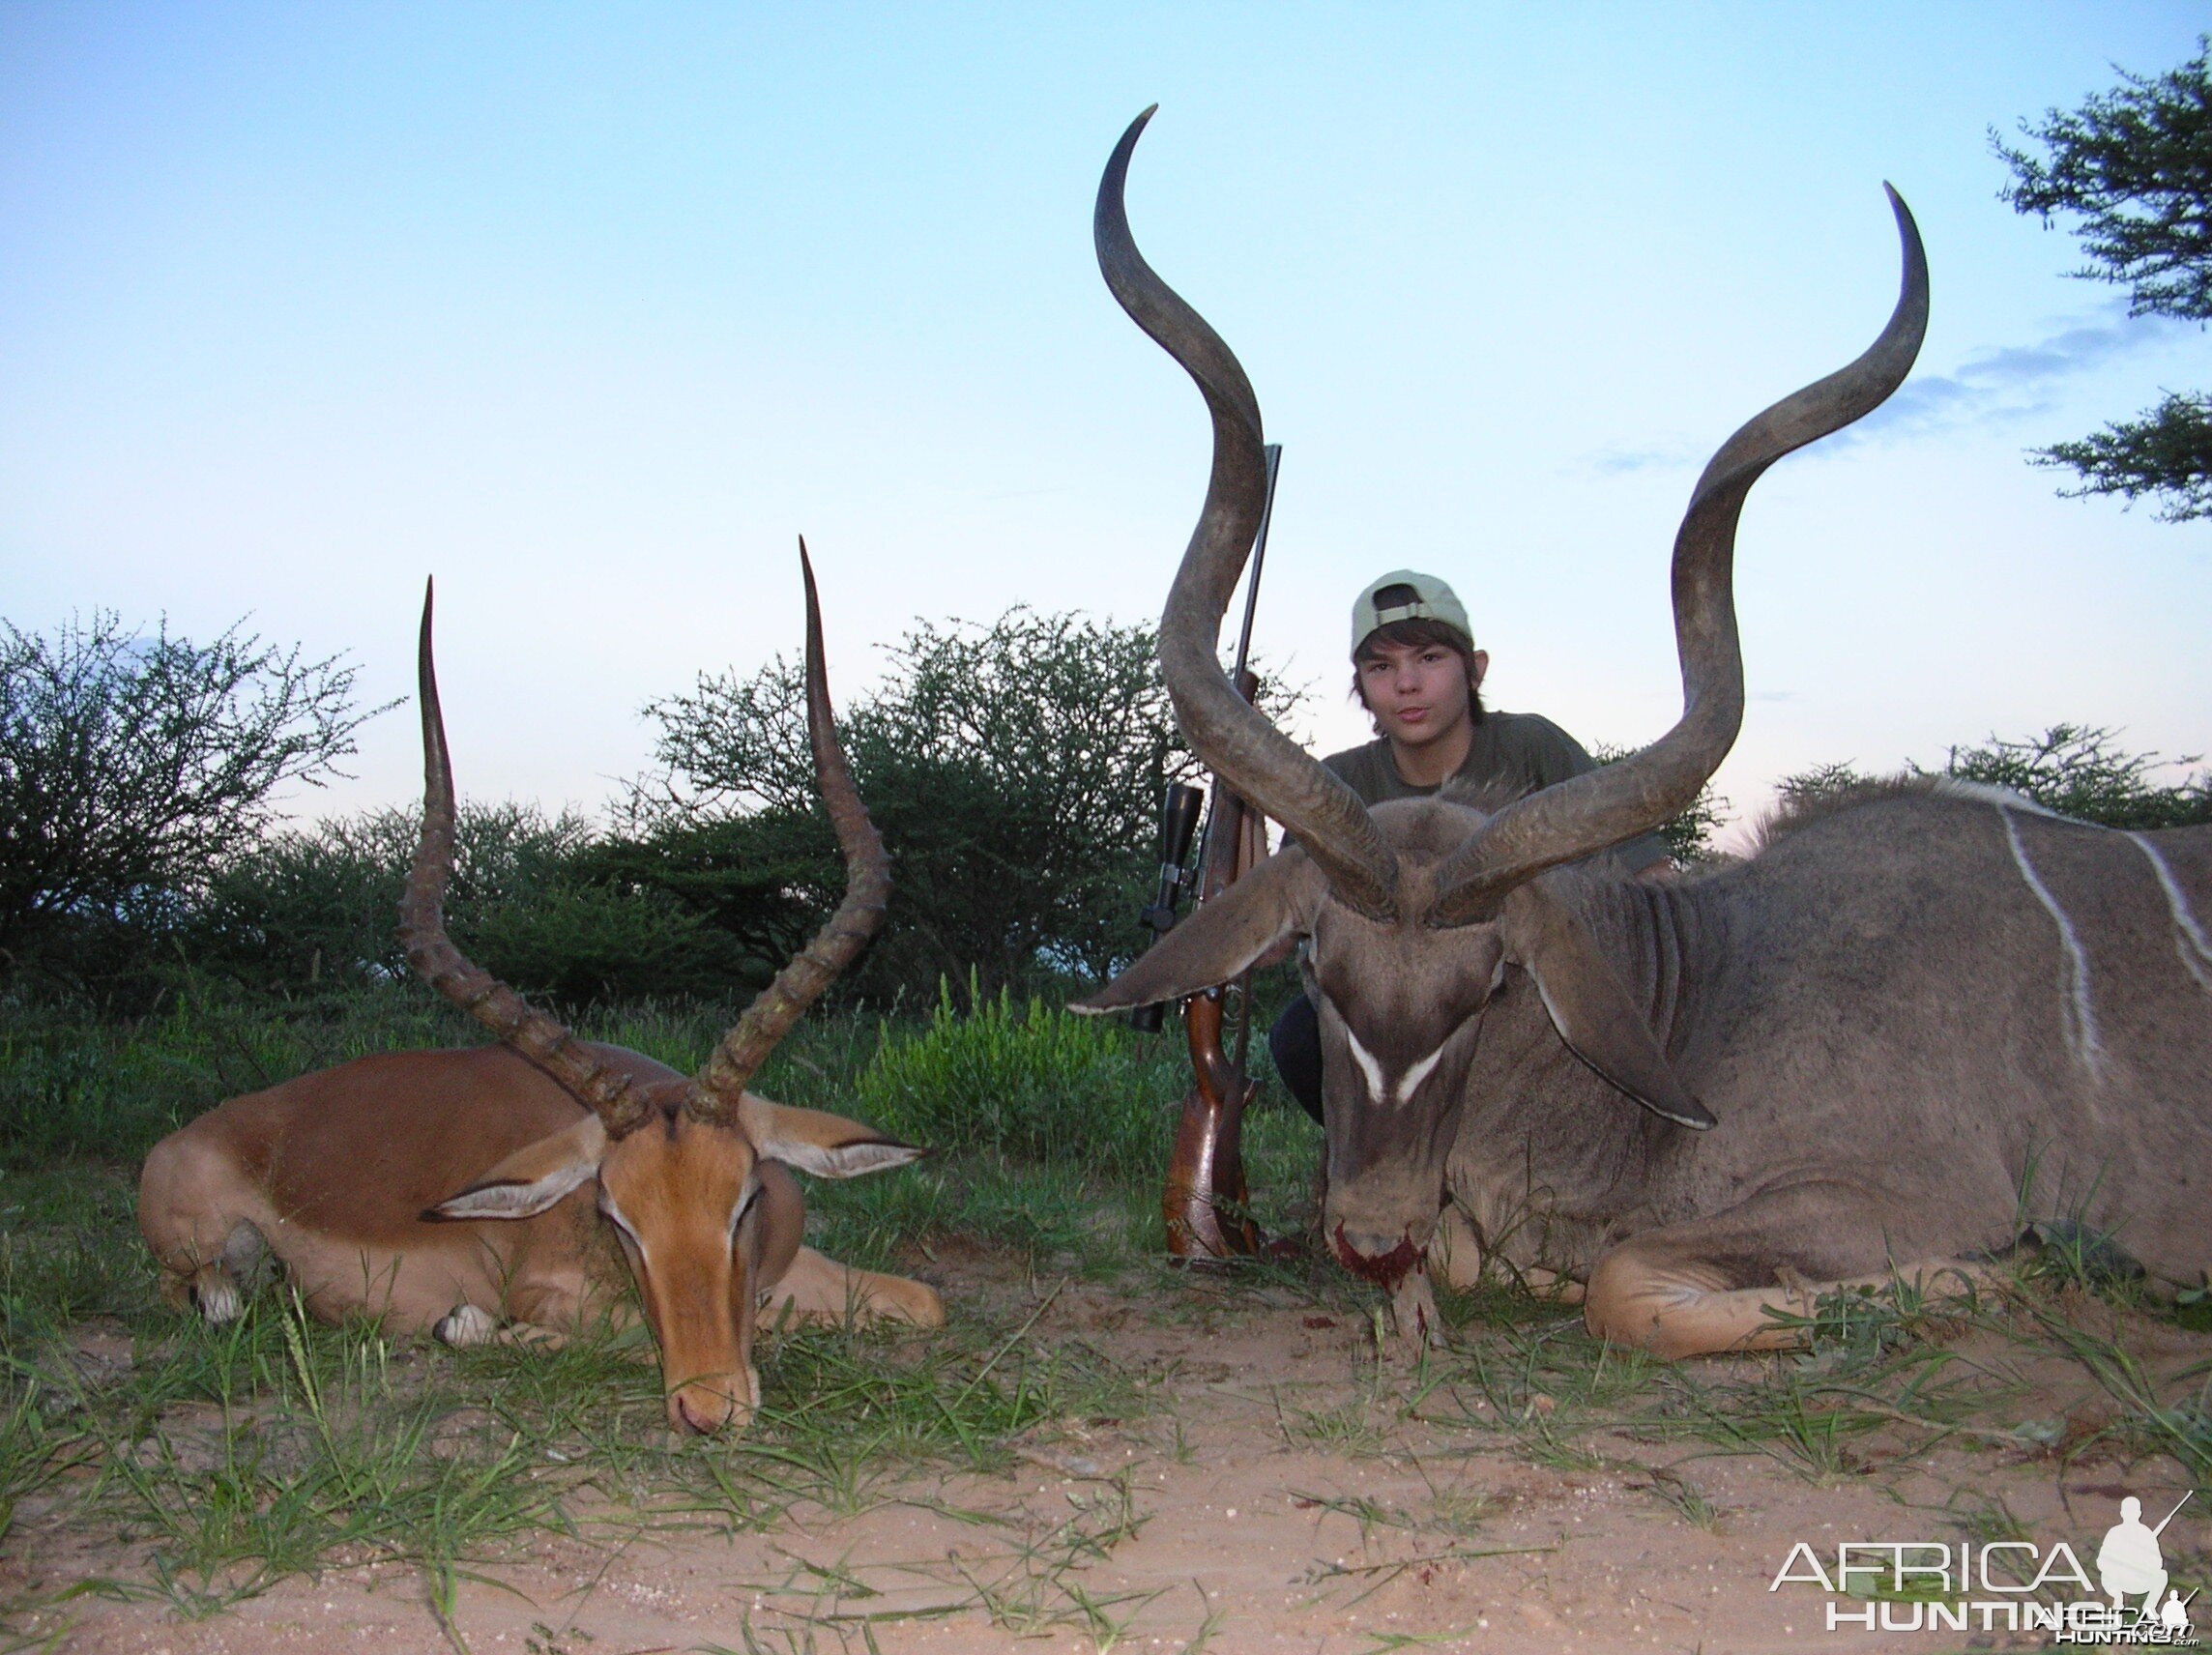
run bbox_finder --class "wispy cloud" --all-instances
[1580,439,1707,476]
[1571,304,2186,473]
[1825,304,2182,450]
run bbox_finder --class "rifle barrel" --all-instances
[1231,443,1283,685]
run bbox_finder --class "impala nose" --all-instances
[667,1379,749,1435]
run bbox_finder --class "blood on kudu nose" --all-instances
[1329,1224,1423,1288]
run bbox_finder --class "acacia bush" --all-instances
[626,607,1295,1002]
[1590,743,1728,864]
[1995,36,2212,520]
[0,612,377,995]
[1777,724,2212,828]
[192,802,751,1007]
[1944,724,2212,828]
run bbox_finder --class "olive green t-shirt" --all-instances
[1322,711,1672,874]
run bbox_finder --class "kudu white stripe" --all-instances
[2130,831,2212,995]
[1998,805,2105,1076]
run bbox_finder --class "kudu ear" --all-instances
[425,1114,610,1221]
[1500,883,1716,1131]
[737,1095,924,1179]
[1070,850,1325,1014]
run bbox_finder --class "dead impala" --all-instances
[139,546,943,1432]
[1076,109,2212,1355]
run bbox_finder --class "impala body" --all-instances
[1075,110,2212,1356]
[141,552,941,1431]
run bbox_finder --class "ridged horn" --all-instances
[686,538,890,1122]
[1096,106,1401,921]
[398,578,658,1137]
[1426,186,1930,927]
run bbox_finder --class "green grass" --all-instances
[0,973,1325,1278]
[2,1192,1142,1620]
[1395,1266,2211,1534]
[0,980,1289,1624]
[8,976,2210,1638]
[0,980,475,1167]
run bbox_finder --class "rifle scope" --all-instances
[1128,781,1205,1032]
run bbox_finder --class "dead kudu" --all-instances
[1075,109,2212,1356]
[139,548,943,1432]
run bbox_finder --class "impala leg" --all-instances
[433,1303,572,1350]
[761,1246,945,1328]
[1584,1183,1993,1360]
[433,1271,591,1350]
[139,1130,275,1323]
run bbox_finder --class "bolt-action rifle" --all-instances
[1136,443,1282,1260]
[1128,783,1204,1034]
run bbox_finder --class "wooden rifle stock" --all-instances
[1162,444,1281,1262]
[1163,673,1269,1258]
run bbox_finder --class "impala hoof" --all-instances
[189,1266,242,1324]
[435,1303,499,1347]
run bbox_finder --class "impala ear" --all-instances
[1501,882,1716,1130]
[425,1114,610,1220]
[737,1094,923,1179]
[1071,849,1325,1014]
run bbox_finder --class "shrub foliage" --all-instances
[1777,723,2212,829]
[1995,36,2212,520]
[0,613,378,986]
[629,607,1222,1000]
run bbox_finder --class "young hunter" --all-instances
[1266,569,1673,1122]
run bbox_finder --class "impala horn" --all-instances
[400,578,659,1136]
[399,539,891,1136]
[685,538,891,1122]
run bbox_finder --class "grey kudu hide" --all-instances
[1075,110,2212,1355]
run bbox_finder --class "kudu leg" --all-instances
[1583,1183,1994,1359]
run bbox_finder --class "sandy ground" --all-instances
[9,1264,2207,1655]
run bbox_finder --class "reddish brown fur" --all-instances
[140,1040,942,1433]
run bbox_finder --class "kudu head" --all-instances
[400,544,914,1433]
[1074,108,1927,1301]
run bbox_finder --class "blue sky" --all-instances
[4,4,2208,836]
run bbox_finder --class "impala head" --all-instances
[401,544,912,1432]
[1074,107,1927,1287]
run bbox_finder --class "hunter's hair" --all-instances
[1351,614,1486,732]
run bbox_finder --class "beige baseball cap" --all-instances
[1351,569,1471,656]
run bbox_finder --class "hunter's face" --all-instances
[1358,639,1472,750]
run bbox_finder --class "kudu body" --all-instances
[1076,111,2212,1356]
[140,553,942,1431]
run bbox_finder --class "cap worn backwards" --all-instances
[1351,570,1471,656]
